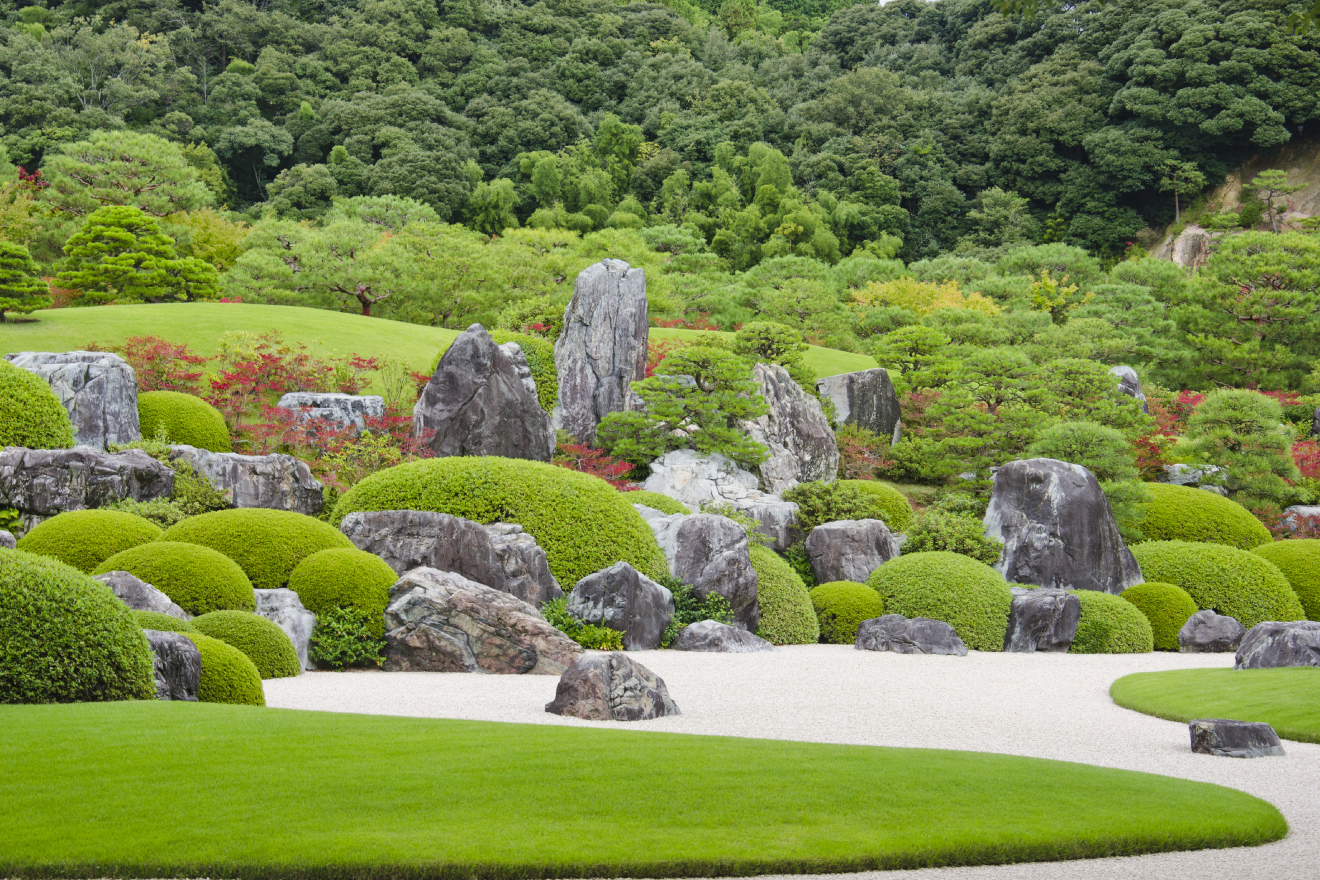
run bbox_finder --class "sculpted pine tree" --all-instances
[0,241,50,321]
[42,131,213,218]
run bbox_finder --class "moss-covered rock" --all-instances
[94,541,255,616]
[1120,582,1198,650]
[0,360,74,450]
[837,480,915,532]
[1137,483,1271,550]
[626,490,691,516]
[190,610,301,679]
[810,580,884,644]
[1251,539,1320,621]
[1130,540,1304,630]
[181,631,265,706]
[137,390,232,452]
[288,547,397,638]
[132,610,195,633]
[160,508,354,590]
[750,544,819,645]
[1070,590,1154,654]
[15,509,161,573]
[867,552,1012,652]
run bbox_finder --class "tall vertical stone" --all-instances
[5,351,140,449]
[740,363,838,494]
[816,368,901,438]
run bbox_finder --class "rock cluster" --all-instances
[95,570,190,621]
[1178,610,1245,654]
[816,368,902,440]
[168,445,324,516]
[566,562,673,651]
[643,450,799,549]
[855,615,967,656]
[1189,719,1285,758]
[255,588,318,671]
[1003,587,1080,653]
[5,351,140,449]
[804,519,898,584]
[275,392,385,431]
[143,630,201,701]
[1235,620,1320,669]
[645,511,759,631]
[670,619,774,653]
[0,446,173,530]
[739,362,838,493]
[545,653,679,721]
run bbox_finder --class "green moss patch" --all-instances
[0,360,73,450]
[1120,582,1198,651]
[1251,540,1320,621]
[837,480,915,532]
[288,547,397,638]
[15,509,161,573]
[191,610,301,679]
[750,544,819,645]
[138,390,232,452]
[1069,590,1154,654]
[180,633,265,706]
[810,581,884,644]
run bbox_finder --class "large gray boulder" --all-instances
[1235,621,1320,669]
[855,615,968,656]
[383,567,582,674]
[1178,610,1246,654]
[552,259,648,444]
[984,458,1142,594]
[567,562,674,651]
[670,619,775,653]
[94,570,190,621]
[545,653,679,721]
[1003,587,1080,653]
[1109,366,1149,414]
[275,392,385,431]
[0,446,173,529]
[643,450,799,550]
[338,509,561,606]
[143,630,201,701]
[804,519,898,584]
[5,351,140,449]
[168,445,324,516]
[413,324,554,461]
[816,368,901,439]
[739,363,838,494]
[255,588,318,671]
[1189,719,1285,758]
[0,530,14,550]
[646,511,759,631]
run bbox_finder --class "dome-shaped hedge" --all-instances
[133,610,195,633]
[1137,483,1271,550]
[751,544,819,645]
[181,632,265,706]
[866,552,1012,651]
[626,490,691,516]
[93,541,255,616]
[1129,540,1304,630]
[1120,582,1198,650]
[0,360,73,450]
[331,457,668,586]
[1252,540,1320,621]
[137,390,232,452]
[16,509,161,573]
[0,549,155,703]
[837,480,914,532]
[190,610,301,679]
[160,508,353,590]
[810,580,884,644]
[1070,590,1154,654]
[288,547,396,638]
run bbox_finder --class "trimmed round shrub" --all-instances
[132,610,195,633]
[750,544,819,645]
[491,331,558,413]
[625,490,691,516]
[1137,483,1271,550]
[1130,540,1304,629]
[0,360,73,450]
[190,610,301,679]
[1,549,155,703]
[810,580,884,644]
[1252,540,1320,621]
[93,541,255,616]
[1070,590,1154,654]
[137,390,232,452]
[837,480,914,532]
[866,552,1012,652]
[16,509,161,573]
[181,632,265,706]
[160,508,352,590]
[331,457,668,585]
[1120,582,1198,651]
[289,547,397,638]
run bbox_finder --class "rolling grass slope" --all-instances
[1112,668,1320,743]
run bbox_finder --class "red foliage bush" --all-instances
[117,336,208,393]
[1292,440,1320,480]
[554,441,637,489]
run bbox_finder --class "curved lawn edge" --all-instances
[1112,667,1320,744]
[0,702,1287,879]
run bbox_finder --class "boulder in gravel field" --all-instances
[567,562,674,651]
[94,570,190,621]
[804,519,898,585]
[670,619,775,653]
[5,351,140,449]
[1234,620,1320,669]
[1178,610,1246,654]
[855,615,968,656]
[1003,587,1079,653]
[255,588,318,671]
[739,362,838,494]
[646,511,759,631]
[545,652,680,721]
[1189,719,1285,758]
[0,446,173,529]
[168,444,324,516]
[143,630,201,701]
[816,368,901,438]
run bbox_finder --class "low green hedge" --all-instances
[1,549,155,703]
[94,541,256,616]
[1070,590,1154,654]
[0,360,74,450]
[137,390,232,452]
[288,547,397,638]
[750,544,819,645]
[1130,540,1304,630]
[1120,582,1198,651]
[330,457,668,586]
[837,481,915,532]
[867,552,1012,652]
[626,490,691,516]
[133,610,195,633]
[16,509,161,573]
[190,610,301,679]
[181,632,265,706]
[160,508,353,590]
[1137,483,1271,550]
[810,580,884,644]
[1252,540,1320,621]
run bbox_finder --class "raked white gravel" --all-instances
[264,646,1319,880]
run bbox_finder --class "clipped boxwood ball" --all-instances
[1070,590,1154,654]
[867,552,1012,652]
[1130,540,1304,630]
[16,509,161,573]
[1120,582,1198,651]
[626,490,690,516]
[751,544,819,645]
[288,547,396,638]
[160,508,353,590]
[1252,540,1320,621]
[331,457,668,586]
[1137,483,1271,550]
[190,610,300,679]
[0,549,155,703]
[0,360,74,450]
[94,541,255,616]
[137,390,232,452]
[810,580,884,645]
[181,632,265,706]
[133,610,195,633]
[837,480,915,532]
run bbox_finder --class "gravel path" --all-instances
[264,646,1319,879]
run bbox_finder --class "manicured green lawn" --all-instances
[650,326,877,377]
[0,702,1285,878]
[1112,667,1320,743]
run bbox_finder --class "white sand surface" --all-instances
[264,646,1320,879]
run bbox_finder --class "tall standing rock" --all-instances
[739,363,838,494]
[816,368,901,439]
[1109,366,1149,414]
[567,562,674,651]
[5,351,140,449]
[413,324,554,461]
[983,458,1143,594]
[646,512,759,631]
[553,259,648,444]
[804,519,898,584]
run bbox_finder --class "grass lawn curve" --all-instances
[0,702,1285,879]
[1112,667,1320,744]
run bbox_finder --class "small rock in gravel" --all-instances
[1178,610,1245,654]
[855,615,968,656]
[1189,719,1285,758]
[1003,587,1079,653]
[670,619,775,653]
[545,652,679,721]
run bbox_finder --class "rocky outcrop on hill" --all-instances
[275,392,385,431]
[0,446,173,529]
[643,450,799,550]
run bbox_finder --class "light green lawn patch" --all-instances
[1112,668,1320,744]
[651,326,877,378]
[0,702,1285,878]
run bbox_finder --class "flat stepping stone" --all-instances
[1189,718,1285,758]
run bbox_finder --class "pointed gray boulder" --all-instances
[816,368,901,438]
[646,512,759,631]
[740,363,838,494]
[143,630,201,701]
[1178,610,1245,654]
[1003,587,1079,652]
[255,588,318,671]
[545,653,679,721]
[95,571,190,621]
[567,562,674,651]
[804,519,898,584]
